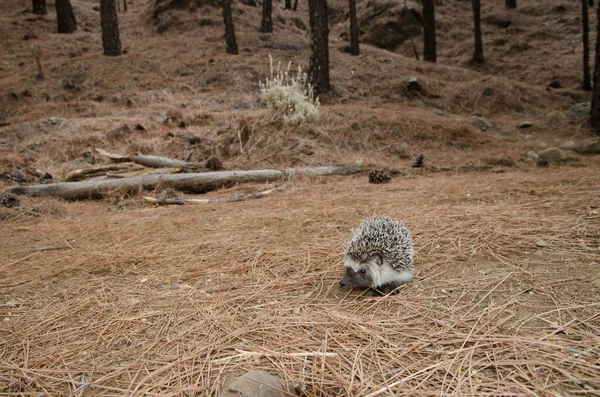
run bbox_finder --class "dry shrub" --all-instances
[260,55,320,127]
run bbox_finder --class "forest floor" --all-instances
[1,0,600,395]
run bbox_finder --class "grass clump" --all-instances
[260,55,320,126]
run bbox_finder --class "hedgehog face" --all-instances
[339,253,382,289]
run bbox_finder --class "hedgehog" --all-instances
[339,216,414,296]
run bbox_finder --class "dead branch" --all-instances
[9,167,361,200]
[144,183,291,206]
[95,148,193,169]
[64,163,145,182]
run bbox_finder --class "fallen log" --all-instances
[144,182,291,205]
[8,166,361,200]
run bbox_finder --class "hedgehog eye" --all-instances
[359,269,366,275]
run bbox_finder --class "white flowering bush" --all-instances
[259,55,320,126]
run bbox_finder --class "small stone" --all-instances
[565,102,591,117]
[519,121,533,128]
[535,239,548,247]
[576,139,600,155]
[433,109,444,116]
[473,116,493,129]
[44,117,58,125]
[221,371,298,397]
[140,278,148,283]
[525,151,539,162]
[558,140,576,150]
[472,110,483,117]
[538,147,568,163]
[406,77,421,92]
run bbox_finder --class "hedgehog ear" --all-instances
[369,252,383,266]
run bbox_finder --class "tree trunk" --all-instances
[471,0,484,64]
[123,0,128,12]
[589,0,594,7]
[55,0,77,33]
[101,0,122,56]
[308,0,330,93]
[285,0,292,10]
[348,0,359,55]
[222,0,238,54]
[591,5,600,134]
[260,0,273,33]
[582,0,592,91]
[422,0,436,62]
[293,0,299,11]
[505,0,516,9]
[32,0,47,15]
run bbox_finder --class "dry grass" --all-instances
[1,166,599,396]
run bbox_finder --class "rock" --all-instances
[538,147,568,163]
[360,2,423,51]
[565,102,591,117]
[535,239,548,247]
[484,15,511,28]
[473,116,493,130]
[559,140,576,150]
[433,109,444,116]
[576,139,600,155]
[44,117,59,125]
[221,371,298,397]
[472,110,483,117]
[526,151,539,162]
[547,80,562,89]
[406,77,421,92]
[519,121,533,129]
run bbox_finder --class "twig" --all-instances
[143,183,291,206]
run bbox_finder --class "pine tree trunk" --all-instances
[260,0,273,33]
[101,0,122,56]
[223,0,238,54]
[55,0,77,33]
[591,5,600,134]
[285,0,292,10]
[348,0,359,55]
[583,0,592,90]
[123,0,128,12]
[308,0,330,93]
[422,0,436,62]
[589,0,594,7]
[505,0,516,9]
[471,0,484,64]
[32,0,47,15]
[293,0,299,11]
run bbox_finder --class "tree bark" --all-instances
[260,0,273,33]
[582,0,592,91]
[285,0,292,10]
[123,0,128,12]
[293,0,299,11]
[505,0,516,9]
[223,0,238,54]
[589,0,594,7]
[308,0,330,93]
[591,5,600,134]
[348,0,359,55]
[55,0,77,33]
[471,0,484,64]
[9,167,362,200]
[101,0,122,56]
[32,0,47,15]
[422,0,436,62]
